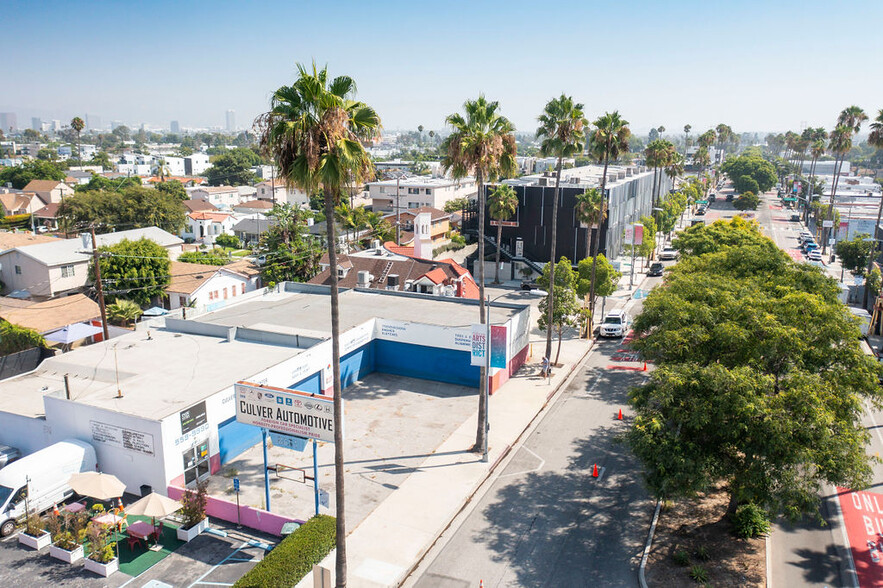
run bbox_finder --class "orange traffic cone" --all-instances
[642,361,647,371]
[617,409,623,420]
[592,464,599,477]
[52,504,59,517]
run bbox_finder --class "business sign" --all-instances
[490,219,518,227]
[837,488,883,587]
[490,325,508,369]
[823,220,834,228]
[377,318,472,352]
[90,420,155,456]
[235,381,338,443]
[269,431,308,452]
[470,324,487,366]
[180,401,207,435]
[515,238,524,257]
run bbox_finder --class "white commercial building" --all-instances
[368,176,477,214]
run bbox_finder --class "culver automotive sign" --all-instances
[235,381,338,443]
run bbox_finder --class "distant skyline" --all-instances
[2,0,882,136]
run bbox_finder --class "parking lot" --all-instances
[207,372,479,527]
[0,520,274,587]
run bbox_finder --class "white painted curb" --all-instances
[639,499,662,588]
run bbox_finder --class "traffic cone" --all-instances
[52,504,59,517]
[642,361,647,371]
[617,409,623,420]
[592,464,599,477]
[479,581,484,588]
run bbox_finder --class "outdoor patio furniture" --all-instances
[151,521,164,543]
[93,512,123,531]
[63,501,86,514]
[126,535,144,551]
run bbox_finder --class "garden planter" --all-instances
[84,556,119,577]
[176,517,208,542]
[49,543,84,563]
[18,530,51,550]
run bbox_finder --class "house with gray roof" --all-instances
[0,227,184,299]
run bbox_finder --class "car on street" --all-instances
[790,214,801,222]
[647,262,664,277]
[520,279,539,291]
[659,247,679,261]
[0,445,20,469]
[600,309,630,338]
[695,207,706,216]
[803,242,819,254]
[726,193,734,202]
[806,250,822,262]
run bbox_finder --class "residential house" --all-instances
[0,231,58,251]
[182,199,218,215]
[368,176,477,214]
[0,294,100,336]
[310,242,479,299]
[189,186,241,210]
[232,216,278,246]
[232,200,274,215]
[21,180,74,205]
[254,181,309,208]
[165,261,258,312]
[0,192,43,216]
[184,153,211,176]
[181,211,236,244]
[145,176,206,187]
[237,186,258,202]
[33,203,60,231]
[384,206,451,248]
[0,227,184,299]
[63,170,95,186]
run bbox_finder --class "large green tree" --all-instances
[258,63,379,587]
[59,186,186,234]
[441,95,517,457]
[537,257,580,365]
[733,191,759,211]
[721,153,777,193]
[0,160,65,189]
[835,233,874,275]
[628,219,882,519]
[488,184,518,284]
[96,238,171,305]
[155,179,188,200]
[204,148,261,186]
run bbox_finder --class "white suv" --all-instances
[601,309,630,338]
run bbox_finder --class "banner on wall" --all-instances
[470,324,487,366]
[490,325,508,369]
[235,381,339,443]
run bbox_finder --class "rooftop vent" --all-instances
[357,270,371,288]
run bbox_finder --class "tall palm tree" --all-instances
[683,124,691,157]
[665,152,684,192]
[258,62,380,588]
[824,106,868,254]
[862,109,883,306]
[586,111,630,334]
[536,95,588,359]
[805,136,826,223]
[487,184,518,284]
[441,95,517,456]
[70,116,84,166]
[575,187,604,262]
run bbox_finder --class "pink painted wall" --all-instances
[490,344,529,394]
[168,485,303,536]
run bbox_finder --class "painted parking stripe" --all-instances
[186,542,247,588]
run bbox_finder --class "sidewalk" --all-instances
[296,259,652,587]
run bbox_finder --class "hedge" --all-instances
[233,515,336,588]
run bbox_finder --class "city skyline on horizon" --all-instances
[2,0,882,137]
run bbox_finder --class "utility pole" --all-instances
[90,227,110,341]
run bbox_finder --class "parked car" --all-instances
[695,207,706,216]
[0,446,20,469]
[803,242,819,253]
[520,279,539,291]
[0,439,97,537]
[647,262,664,277]
[806,250,823,262]
[726,193,734,202]
[790,214,801,222]
[600,309,630,338]
[660,247,679,261]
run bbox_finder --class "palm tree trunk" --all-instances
[323,189,347,587]
[544,157,563,361]
[650,166,658,208]
[494,222,502,283]
[588,149,611,337]
[824,153,843,255]
[555,323,563,365]
[475,171,488,455]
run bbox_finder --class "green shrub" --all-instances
[0,320,46,354]
[215,233,241,249]
[672,548,690,566]
[234,515,336,588]
[179,250,231,266]
[689,564,709,583]
[731,502,771,538]
[694,544,711,561]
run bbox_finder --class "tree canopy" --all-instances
[96,238,171,305]
[628,218,882,520]
[835,233,875,275]
[0,160,66,189]
[59,186,186,234]
[733,191,759,211]
[721,154,777,193]
[205,148,260,186]
[154,179,188,200]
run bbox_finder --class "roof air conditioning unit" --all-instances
[371,239,381,249]
[387,274,400,289]
[357,270,370,287]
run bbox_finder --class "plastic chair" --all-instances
[127,535,144,550]
[151,521,164,543]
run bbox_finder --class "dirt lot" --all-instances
[645,484,766,587]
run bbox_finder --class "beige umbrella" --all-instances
[68,471,127,501]
[124,492,181,546]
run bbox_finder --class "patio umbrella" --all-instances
[45,322,103,344]
[141,306,168,317]
[124,492,181,545]
[68,471,126,501]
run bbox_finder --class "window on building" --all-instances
[408,202,420,209]
[241,283,246,294]
[379,187,386,194]
[179,296,187,306]
[223,288,228,299]
[209,291,214,300]
[408,187,420,194]
[232,286,237,296]
[61,264,75,278]
[14,265,21,275]
[425,189,432,195]
[214,290,219,299]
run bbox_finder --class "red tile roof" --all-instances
[183,200,218,213]
[188,211,232,222]
[422,268,447,285]
[383,241,415,257]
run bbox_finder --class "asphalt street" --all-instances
[409,276,664,587]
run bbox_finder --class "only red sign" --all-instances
[837,487,883,586]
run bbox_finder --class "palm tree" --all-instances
[683,124,691,157]
[156,157,171,182]
[862,109,883,306]
[487,184,518,284]
[824,106,868,254]
[258,62,380,588]
[70,116,84,166]
[665,152,684,192]
[107,299,142,327]
[536,95,588,360]
[586,111,630,334]
[441,95,517,456]
[575,187,604,261]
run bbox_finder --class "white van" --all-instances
[0,439,97,536]
[601,309,630,338]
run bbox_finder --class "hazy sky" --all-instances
[2,0,882,135]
